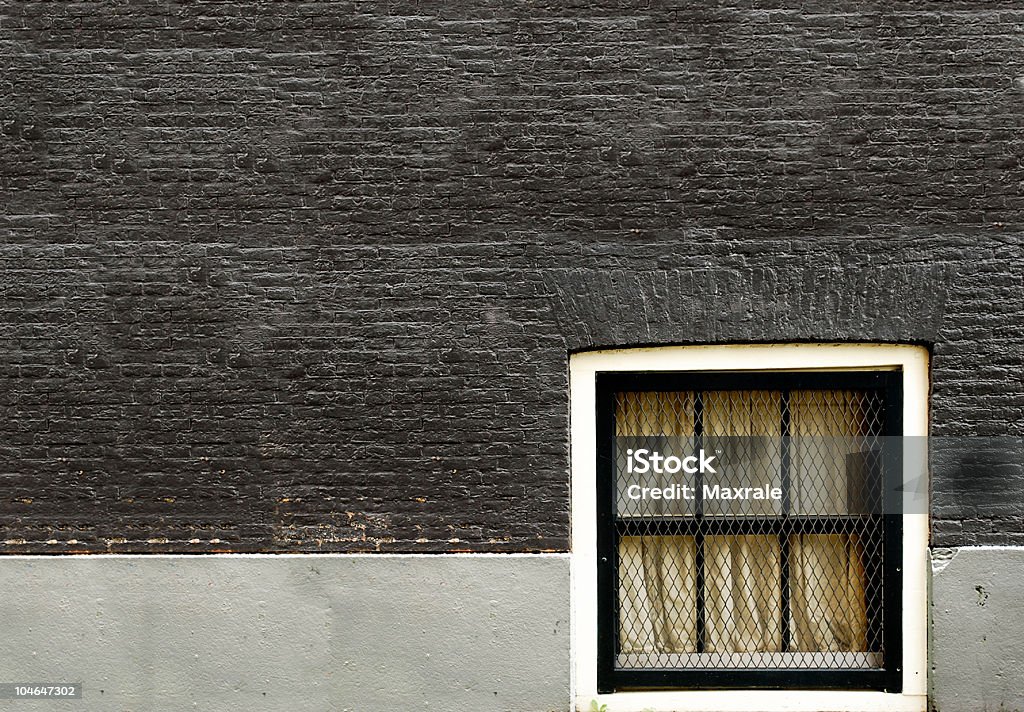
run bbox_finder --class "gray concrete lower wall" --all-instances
[6,548,1024,712]
[931,547,1024,712]
[0,554,570,712]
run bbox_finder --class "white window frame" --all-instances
[569,344,929,712]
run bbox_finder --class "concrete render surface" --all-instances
[931,546,1024,712]
[3,548,1024,711]
[0,554,570,712]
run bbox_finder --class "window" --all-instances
[570,345,928,712]
[595,372,902,692]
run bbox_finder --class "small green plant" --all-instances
[589,701,608,712]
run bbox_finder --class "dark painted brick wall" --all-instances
[1,1,1022,552]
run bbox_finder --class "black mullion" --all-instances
[693,391,706,654]
[595,377,617,694]
[881,375,904,692]
[779,389,792,653]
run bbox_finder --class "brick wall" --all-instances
[1,1,1022,552]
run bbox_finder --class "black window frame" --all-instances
[595,370,904,693]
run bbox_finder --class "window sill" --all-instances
[577,690,927,712]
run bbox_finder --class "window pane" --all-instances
[790,533,871,653]
[618,535,697,655]
[704,534,782,654]
[703,390,784,518]
[611,385,886,673]
[615,392,696,518]
[790,390,884,517]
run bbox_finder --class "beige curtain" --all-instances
[618,535,697,653]
[790,533,868,653]
[616,393,697,652]
[703,391,783,653]
[704,534,781,654]
[789,390,868,653]
[615,392,694,518]
[703,391,782,519]
[616,389,870,663]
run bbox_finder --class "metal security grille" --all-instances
[596,371,902,692]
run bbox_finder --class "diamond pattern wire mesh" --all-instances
[614,389,886,671]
